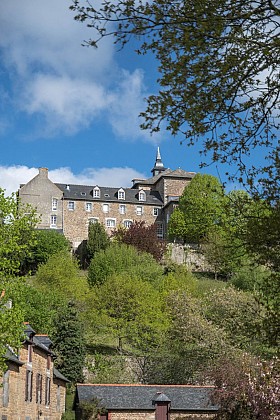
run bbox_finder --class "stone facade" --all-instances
[0,325,68,420]
[18,149,195,248]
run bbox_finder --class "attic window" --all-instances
[81,192,86,196]
[139,190,146,202]
[104,194,110,198]
[93,187,100,198]
[118,188,125,200]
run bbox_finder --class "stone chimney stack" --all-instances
[39,167,49,178]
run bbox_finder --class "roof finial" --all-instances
[151,147,166,176]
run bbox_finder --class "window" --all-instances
[153,207,160,216]
[45,376,51,406]
[28,344,33,364]
[123,220,132,229]
[50,215,57,228]
[3,370,9,407]
[119,204,126,215]
[118,189,125,200]
[56,385,61,412]
[52,198,58,211]
[103,203,109,213]
[88,217,99,224]
[36,374,43,404]
[85,202,92,212]
[68,201,75,211]
[25,370,33,402]
[106,218,116,228]
[136,206,143,216]
[156,223,164,238]
[139,190,146,201]
[47,354,51,371]
[93,187,100,198]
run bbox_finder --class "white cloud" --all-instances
[0,0,159,142]
[0,165,147,196]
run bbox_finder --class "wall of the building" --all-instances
[76,410,216,420]
[62,199,159,248]
[0,343,66,419]
[19,169,63,230]
[154,177,191,205]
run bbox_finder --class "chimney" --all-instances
[153,392,171,420]
[39,167,49,178]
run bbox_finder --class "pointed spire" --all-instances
[151,147,166,176]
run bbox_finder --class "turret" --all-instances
[151,147,166,176]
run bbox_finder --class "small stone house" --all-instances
[74,384,218,420]
[0,323,69,419]
[18,148,195,249]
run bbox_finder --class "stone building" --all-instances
[74,384,218,420]
[0,323,69,419]
[18,149,195,248]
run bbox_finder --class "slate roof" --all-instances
[132,168,196,188]
[55,183,163,206]
[75,384,218,412]
[53,367,70,383]
[4,347,24,366]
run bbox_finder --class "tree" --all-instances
[168,174,225,243]
[87,221,110,262]
[87,243,163,287]
[92,273,168,352]
[51,301,86,384]
[21,229,70,274]
[70,0,280,199]
[113,221,166,261]
[0,188,38,277]
[0,189,37,373]
[35,250,90,303]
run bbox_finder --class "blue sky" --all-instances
[0,0,237,195]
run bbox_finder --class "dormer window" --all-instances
[139,190,146,202]
[93,186,100,199]
[118,188,125,200]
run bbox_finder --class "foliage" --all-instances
[71,0,280,199]
[35,250,90,302]
[211,356,280,420]
[92,273,168,352]
[0,188,38,278]
[87,221,110,263]
[204,287,263,353]
[0,288,24,373]
[87,243,163,287]
[78,397,106,420]
[21,229,70,274]
[51,301,86,384]
[113,220,167,261]
[168,174,225,243]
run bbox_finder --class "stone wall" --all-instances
[62,199,159,248]
[168,243,211,272]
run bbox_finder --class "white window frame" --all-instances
[153,207,160,216]
[68,201,75,211]
[88,217,99,224]
[156,222,164,239]
[102,203,109,213]
[52,198,58,211]
[123,220,133,229]
[139,190,146,202]
[136,205,143,216]
[118,189,125,200]
[119,204,126,215]
[50,215,57,228]
[106,218,116,228]
[93,187,100,198]
[85,202,93,212]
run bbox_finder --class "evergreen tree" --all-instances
[51,301,86,384]
[86,221,110,265]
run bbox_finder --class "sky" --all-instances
[0,0,235,196]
